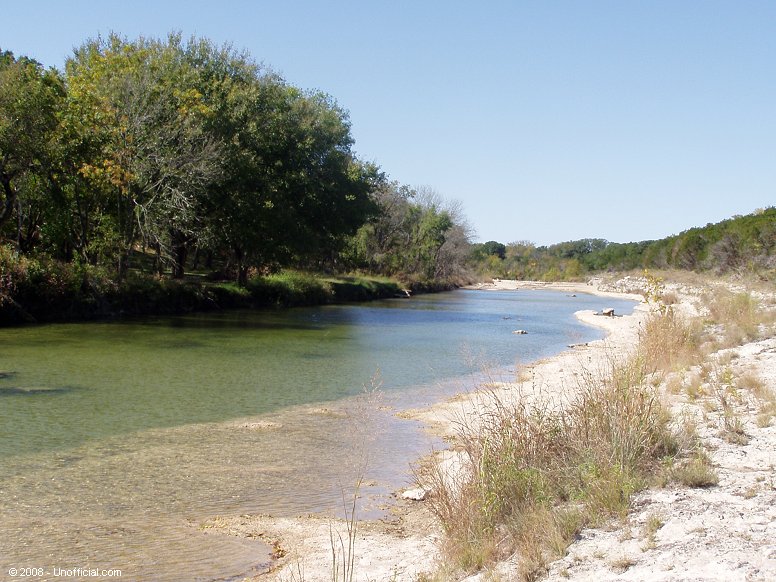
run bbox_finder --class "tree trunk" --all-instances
[171,231,188,279]
[234,246,248,287]
[0,172,17,231]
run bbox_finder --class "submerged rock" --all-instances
[0,385,73,396]
[239,421,283,430]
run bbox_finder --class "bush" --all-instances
[327,276,400,302]
[425,354,679,577]
[247,271,333,306]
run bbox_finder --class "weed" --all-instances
[641,512,665,550]
[703,289,774,346]
[756,402,776,428]
[609,556,637,572]
[425,351,678,579]
[720,413,749,445]
[329,477,361,582]
[672,450,719,488]
[666,374,683,395]
[737,370,770,401]
[638,310,702,374]
[685,373,705,400]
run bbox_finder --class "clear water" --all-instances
[0,289,635,581]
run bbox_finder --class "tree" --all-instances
[0,50,64,242]
[479,241,506,260]
[194,51,379,284]
[65,35,224,277]
[346,183,470,281]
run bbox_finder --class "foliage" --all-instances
[471,208,776,281]
[0,35,398,290]
[0,240,402,323]
[1,34,472,307]
[0,50,65,239]
[344,183,473,284]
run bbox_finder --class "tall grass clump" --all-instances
[638,309,703,374]
[704,288,773,346]
[425,349,680,580]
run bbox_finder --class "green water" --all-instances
[0,289,635,581]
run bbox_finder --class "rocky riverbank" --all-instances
[210,276,776,582]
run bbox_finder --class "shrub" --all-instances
[704,289,772,346]
[247,271,333,306]
[671,451,719,488]
[425,354,679,578]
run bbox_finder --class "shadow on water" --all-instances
[145,310,330,332]
[0,385,78,396]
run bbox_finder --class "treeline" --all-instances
[0,33,471,320]
[472,207,776,281]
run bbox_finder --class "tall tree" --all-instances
[0,51,64,243]
[190,45,378,284]
[66,35,223,277]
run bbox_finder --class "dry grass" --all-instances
[685,372,705,400]
[703,288,774,347]
[737,370,770,400]
[609,556,637,573]
[660,290,679,306]
[638,309,703,374]
[419,275,773,580]
[671,450,719,488]
[735,369,776,428]
[424,346,680,580]
[666,373,684,395]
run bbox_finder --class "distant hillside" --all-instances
[471,207,776,281]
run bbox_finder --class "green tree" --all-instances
[191,46,379,284]
[480,241,506,260]
[65,34,224,277]
[0,50,64,242]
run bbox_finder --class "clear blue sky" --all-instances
[4,1,775,245]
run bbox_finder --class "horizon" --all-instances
[488,205,774,248]
[4,1,775,245]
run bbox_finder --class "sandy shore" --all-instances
[211,278,776,582]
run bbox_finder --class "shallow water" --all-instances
[0,289,635,581]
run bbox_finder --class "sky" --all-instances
[3,1,775,245]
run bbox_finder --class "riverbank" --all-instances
[207,279,647,580]
[212,275,776,581]
[0,264,419,326]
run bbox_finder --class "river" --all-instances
[0,289,635,581]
